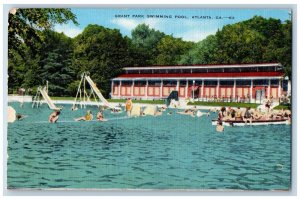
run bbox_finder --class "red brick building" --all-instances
[111,63,288,103]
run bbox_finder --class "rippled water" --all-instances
[7,103,291,190]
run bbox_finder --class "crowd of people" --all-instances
[217,106,291,123]
[16,97,288,134]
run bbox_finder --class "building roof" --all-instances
[123,63,282,70]
[113,71,284,80]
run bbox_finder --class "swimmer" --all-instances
[216,121,224,132]
[177,109,196,117]
[16,113,26,120]
[75,110,93,121]
[96,110,107,122]
[49,110,60,123]
[71,105,78,111]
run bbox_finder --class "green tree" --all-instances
[179,35,219,64]
[156,35,194,65]
[73,24,134,97]
[38,31,75,96]
[8,8,78,93]
[8,8,78,56]
[131,24,165,65]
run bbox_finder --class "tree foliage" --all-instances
[131,24,165,65]
[72,24,134,97]
[8,14,292,96]
[156,35,194,65]
[180,16,292,78]
[8,8,78,57]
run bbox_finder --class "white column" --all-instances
[185,80,188,98]
[118,81,122,98]
[216,79,220,98]
[278,79,282,98]
[192,80,195,99]
[250,79,253,103]
[176,80,179,91]
[201,80,204,100]
[233,80,236,101]
[160,80,163,98]
[131,80,134,98]
[267,79,271,99]
[145,80,148,99]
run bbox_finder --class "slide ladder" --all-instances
[39,87,59,110]
[84,75,115,109]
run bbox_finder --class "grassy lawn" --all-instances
[52,97,77,101]
[108,99,165,104]
[51,97,166,104]
[273,104,291,110]
[188,101,259,108]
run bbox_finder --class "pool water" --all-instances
[7,103,291,190]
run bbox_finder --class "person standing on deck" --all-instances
[235,107,243,121]
[125,98,133,117]
[218,107,226,121]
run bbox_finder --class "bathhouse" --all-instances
[110,63,290,103]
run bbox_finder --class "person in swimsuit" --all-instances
[218,107,226,121]
[125,98,133,117]
[75,110,93,121]
[243,107,252,124]
[235,107,243,121]
[49,110,60,123]
[96,110,107,121]
[216,121,224,132]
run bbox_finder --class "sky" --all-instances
[54,8,291,42]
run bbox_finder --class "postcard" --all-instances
[6,7,292,190]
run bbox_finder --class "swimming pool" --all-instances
[7,103,291,190]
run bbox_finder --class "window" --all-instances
[257,66,274,72]
[188,80,202,86]
[192,68,207,73]
[220,80,234,86]
[271,79,279,86]
[179,80,187,86]
[134,81,146,86]
[140,69,153,74]
[121,81,133,86]
[240,67,258,72]
[182,69,192,73]
[163,80,177,86]
[127,70,140,74]
[207,68,223,73]
[223,68,241,73]
[253,80,269,86]
[236,80,251,86]
[148,80,161,86]
[112,81,120,86]
[168,69,182,74]
[204,80,217,86]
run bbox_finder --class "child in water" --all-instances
[96,110,107,122]
[75,110,93,121]
[49,110,60,123]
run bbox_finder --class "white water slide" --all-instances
[39,87,60,110]
[84,75,115,109]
